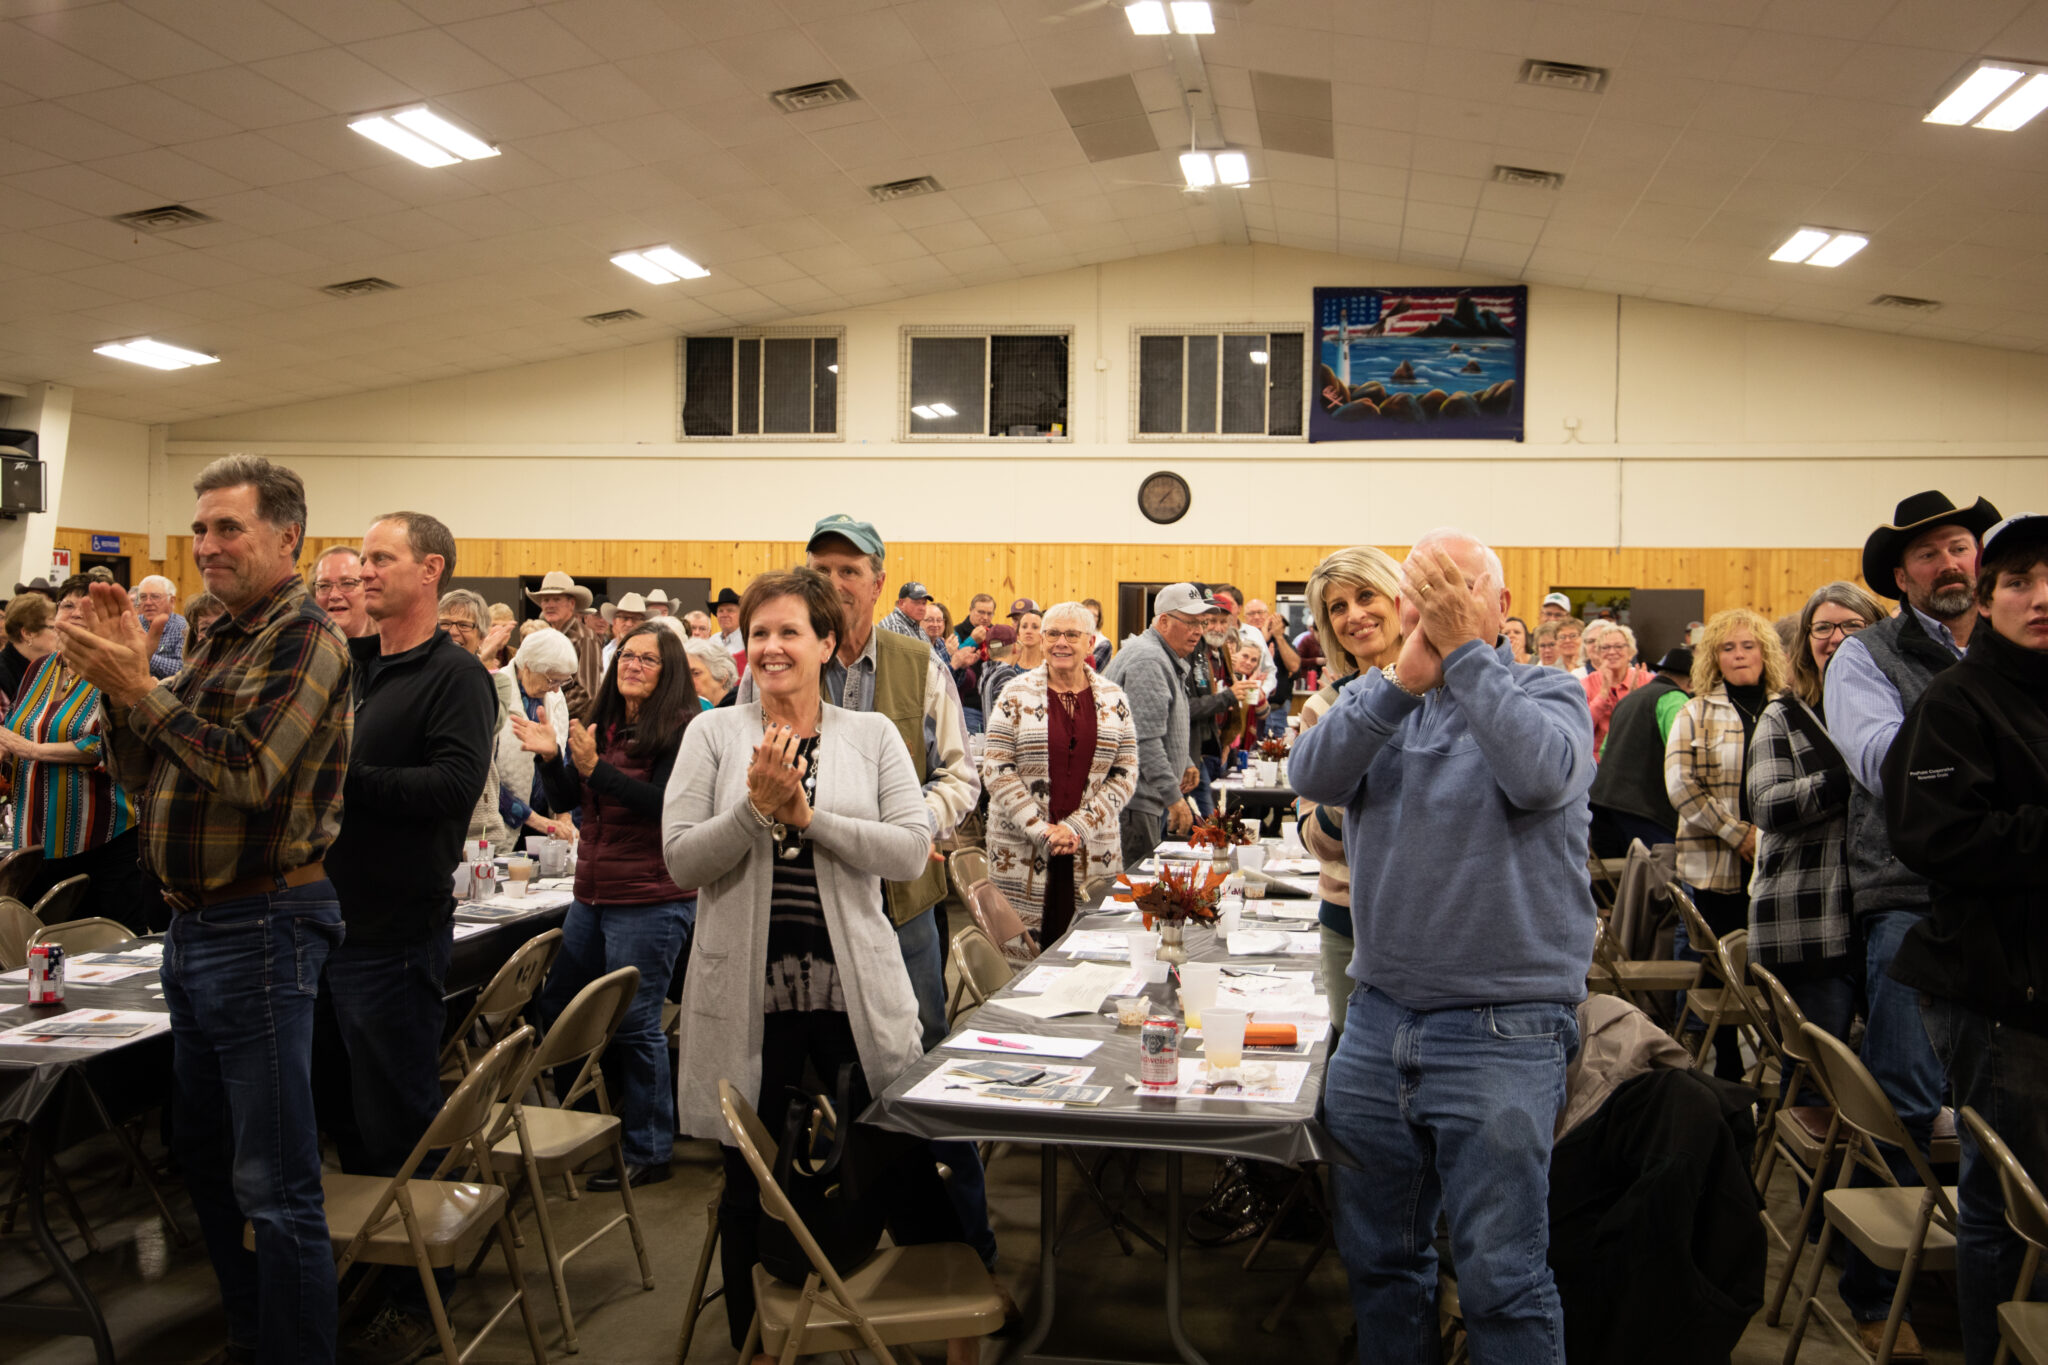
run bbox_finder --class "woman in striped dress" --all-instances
[0,577,143,929]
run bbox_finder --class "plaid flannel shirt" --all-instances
[1745,695,1854,966]
[105,574,352,901]
[1663,687,1754,892]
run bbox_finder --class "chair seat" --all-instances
[304,1174,508,1268]
[1931,1107,1960,1166]
[753,1242,1004,1355]
[489,1103,621,1173]
[1999,1300,2048,1365]
[1601,960,1700,992]
[1777,1105,1835,1163]
[1820,1186,1958,1272]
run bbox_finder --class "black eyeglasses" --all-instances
[1809,621,1867,640]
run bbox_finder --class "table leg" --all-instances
[1162,1150,1211,1365]
[1008,1144,1060,1360]
[18,1126,117,1365]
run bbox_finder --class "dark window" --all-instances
[1138,335,1183,434]
[681,337,733,437]
[681,334,839,437]
[906,332,1071,437]
[1134,331,1305,438]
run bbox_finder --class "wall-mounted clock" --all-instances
[1138,470,1191,525]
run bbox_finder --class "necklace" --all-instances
[774,735,822,860]
[1727,691,1761,724]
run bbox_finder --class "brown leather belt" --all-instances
[166,861,328,913]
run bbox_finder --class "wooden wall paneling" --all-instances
[52,528,164,584]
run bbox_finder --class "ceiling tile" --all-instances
[0,24,135,98]
[126,0,328,64]
[153,66,334,128]
[442,10,605,79]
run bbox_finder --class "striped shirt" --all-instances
[105,574,352,901]
[5,657,135,858]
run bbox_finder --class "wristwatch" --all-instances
[1381,662,1428,700]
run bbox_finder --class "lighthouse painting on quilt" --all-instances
[1309,286,1527,443]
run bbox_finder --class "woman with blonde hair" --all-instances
[1665,606,1789,1077]
[1297,546,1404,1032]
[981,601,1138,952]
[1581,620,1652,756]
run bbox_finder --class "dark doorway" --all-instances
[1626,589,1705,669]
[79,553,130,587]
[1116,582,1173,644]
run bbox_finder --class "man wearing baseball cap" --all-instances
[1884,511,2048,1365]
[879,581,933,642]
[1825,489,2000,1357]
[1539,591,1573,624]
[1103,583,1211,867]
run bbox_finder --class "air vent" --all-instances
[1870,294,1942,312]
[583,308,646,326]
[320,277,400,298]
[870,176,942,203]
[1494,165,1564,190]
[771,79,858,113]
[109,204,216,233]
[1518,59,1608,94]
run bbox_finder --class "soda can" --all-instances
[42,944,63,1003]
[25,943,47,1002]
[1139,1014,1181,1091]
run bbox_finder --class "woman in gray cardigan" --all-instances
[661,568,968,1360]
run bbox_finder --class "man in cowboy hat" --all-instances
[642,587,672,618]
[1824,488,2000,1359]
[711,587,741,652]
[603,592,648,674]
[526,570,603,720]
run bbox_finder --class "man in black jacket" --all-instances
[1885,512,2048,1365]
[317,511,495,1365]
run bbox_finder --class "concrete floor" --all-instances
[2,1110,1967,1365]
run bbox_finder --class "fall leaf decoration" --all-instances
[1116,863,1228,925]
[1186,812,1254,851]
[1255,737,1290,760]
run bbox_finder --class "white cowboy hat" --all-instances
[524,570,592,609]
[615,592,648,615]
[643,587,672,605]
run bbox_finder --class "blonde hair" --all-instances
[1692,607,1790,696]
[1307,546,1402,677]
[1790,581,1887,706]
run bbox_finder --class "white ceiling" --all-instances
[6,0,2048,425]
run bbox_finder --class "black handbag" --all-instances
[757,1063,889,1286]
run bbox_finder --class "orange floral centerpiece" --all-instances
[1185,812,1254,853]
[1117,862,1227,963]
[1254,737,1289,761]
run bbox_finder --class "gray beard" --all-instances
[1925,584,1975,618]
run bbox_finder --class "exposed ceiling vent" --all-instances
[583,308,646,326]
[1494,165,1564,190]
[1518,59,1609,94]
[320,277,401,298]
[770,79,858,113]
[870,176,942,203]
[1870,294,1942,312]
[109,204,216,234]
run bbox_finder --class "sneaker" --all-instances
[339,1304,438,1365]
[1854,1319,1925,1362]
[587,1162,671,1192]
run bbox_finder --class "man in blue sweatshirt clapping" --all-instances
[1292,527,1596,1365]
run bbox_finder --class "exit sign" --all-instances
[89,534,120,553]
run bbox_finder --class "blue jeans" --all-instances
[962,706,984,737]
[1836,909,1948,1321]
[314,927,454,1176]
[160,883,344,1363]
[1262,707,1289,740]
[895,906,999,1270]
[1920,995,2048,1365]
[538,899,694,1166]
[1327,985,1577,1365]
[1193,753,1223,819]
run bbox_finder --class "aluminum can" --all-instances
[1139,1014,1181,1091]
[26,942,64,1004]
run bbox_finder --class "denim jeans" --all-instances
[1920,995,2048,1365]
[314,926,454,1176]
[1262,707,1289,741]
[1118,805,1165,872]
[537,899,694,1166]
[961,706,984,737]
[1835,908,1948,1322]
[1193,752,1224,819]
[159,882,344,1363]
[1327,985,1577,1365]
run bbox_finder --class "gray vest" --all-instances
[1846,610,1957,915]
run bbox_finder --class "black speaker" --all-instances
[0,428,37,459]
[0,456,44,515]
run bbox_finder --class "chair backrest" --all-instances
[1671,884,1722,966]
[439,929,563,1073]
[720,1079,872,1308]
[522,965,639,1112]
[0,846,44,902]
[28,917,133,955]
[948,848,988,906]
[1800,1022,1957,1217]
[0,897,40,970]
[30,874,91,926]
[1611,839,1677,960]
[968,880,1029,948]
[949,924,1013,1016]
[1957,1107,2048,1253]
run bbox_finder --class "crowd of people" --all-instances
[1,457,2040,1365]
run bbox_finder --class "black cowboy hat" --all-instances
[713,587,741,608]
[1862,491,2001,599]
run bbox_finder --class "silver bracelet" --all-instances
[744,796,776,829]
[1381,662,1428,700]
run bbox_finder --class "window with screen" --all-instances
[900,327,1072,440]
[677,331,841,439]
[1131,327,1306,440]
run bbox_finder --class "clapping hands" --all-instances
[747,723,812,829]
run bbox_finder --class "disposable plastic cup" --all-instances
[1113,997,1150,1028]
[1126,930,1160,964]
[1205,1008,1248,1071]
[1238,845,1267,875]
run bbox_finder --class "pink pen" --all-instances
[975,1035,1031,1050]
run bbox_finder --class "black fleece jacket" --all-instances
[328,630,496,948]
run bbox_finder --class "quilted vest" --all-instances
[1846,610,1957,916]
[872,626,950,927]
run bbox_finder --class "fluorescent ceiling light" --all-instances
[348,116,458,168]
[1125,1,1170,34]
[1975,71,2048,130]
[1248,350,1269,365]
[930,402,957,417]
[610,246,709,284]
[1806,233,1868,267]
[1214,150,1249,186]
[390,107,498,160]
[1769,228,1832,264]
[1180,151,1217,187]
[351,106,498,166]
[911,404,939,419]
[95,337,219,370]
[1169,2,1214,33]
[1924,64,2027,125]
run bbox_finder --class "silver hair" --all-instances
[683,637,739,690]
[137,574,176,596]
[513,626,578,677]
[1041,601,1095,634]
[1408,526,1504,585]
[437,588,488,634]
[1583,619,1638,656]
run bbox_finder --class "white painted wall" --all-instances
[157,244,2048,547]
[57,414,151,532]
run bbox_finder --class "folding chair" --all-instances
[277,1028,548,1365]
[719,1079,1006,1364]
[1586,920,1698,1018]
[29,874,90,927]
[1781,1024,1958,1365]
[1716,931,1778,1095]
[947,848,988,907]
[0,898,43,970]
[1751,965,1844,1326]
[1671,889,1758,1065]
[1586,851,1624,912]
[1956,1107,2048,1365]
[438,928,562,1085]
[672,1181,725,1364]
[28,917,132,955]
[482,966,652,1353]
[968,881,1036,962]
[0,845,44,902]
[947,923,1014,1023]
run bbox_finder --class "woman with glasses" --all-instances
[518,621,701,1190]
[442,589,526,850]
[1747,582,1887,1050]
[1552,616,1586,673]
[1581,620,1652,757]
[982,601,1139,951]
[493,629,580,851]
